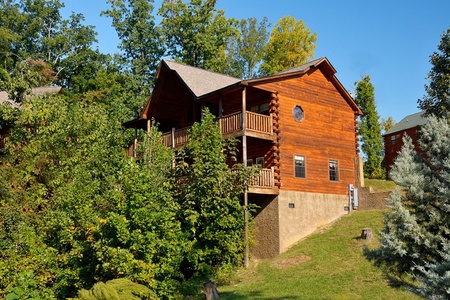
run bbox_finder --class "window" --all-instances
[256,157,264,168]
[250,103,269,115]
[294,155,306,178]
[329,160,339,181]
[390,135,396,145]
[293,105,304,122]
[246,159,253,166]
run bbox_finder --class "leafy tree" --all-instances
[174,110,251,279]
[102,0,165,92]
[0,93,183,299]
[259,16,316,76]
[354,75,384,179]
[158,0,237,72]
[224,17,270,79]
[380,116,396,133]
[371,117,450,298]
[0,0,98,90]
[418,27,450,118]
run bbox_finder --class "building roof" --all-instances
[0,86,62,109]
[384,111,428,135]
[274,57,335,75]
[163,60,241,98]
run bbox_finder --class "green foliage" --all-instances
[174,110,251,279]
[354,75,384,179]
[418,27,450,118]
[102,0,165,91]
[259,16,316,76]
[0,0,98,92]
[371,117,450,298]
[158,0,237,72]
[77,278,155,300]
[380,116,396,134]
[224,17,270,79]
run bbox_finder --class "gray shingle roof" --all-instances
[163,60,241,97]
[384,111,428,135]
[0,87,62,109]
[274,57,330,75]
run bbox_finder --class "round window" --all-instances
[293,105,304,122]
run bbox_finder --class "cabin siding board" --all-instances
[255,70,356,195]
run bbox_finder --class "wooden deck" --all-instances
[162,111,273,148]
[248,167,279,194]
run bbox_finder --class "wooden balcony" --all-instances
[161,111,274,148]
[248,167,279,195]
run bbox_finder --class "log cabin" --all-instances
[383,111,427,179]
[124,58,363,258]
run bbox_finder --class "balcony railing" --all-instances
[162,111,273,148]
[249,167,275,189]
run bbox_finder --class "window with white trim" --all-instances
[294,155,306,178]
[329,160,339,181]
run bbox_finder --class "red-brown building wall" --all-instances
[384,126,422,178]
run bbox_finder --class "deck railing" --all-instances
[161,111,272,148]
[249,167,275,189]
[162,127,191,148]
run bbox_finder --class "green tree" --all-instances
[259,16,316,76]
[158,0,237,72]
[354,75,384,179]
[371,117,450,298]
[102,0,165,92]
[418,27,450,118]
[174,110,251,279]
[0,93,183,299]
[0,0,98,91]
[224,17,270,79]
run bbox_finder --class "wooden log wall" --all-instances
[253,69,357,195]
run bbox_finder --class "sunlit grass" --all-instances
[217,210,420,300]
[365,178,397,192]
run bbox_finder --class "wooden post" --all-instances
[171,127,175,148]
[147,119,151,133]
[218,96,223,133]
[133,128,138,158]
[242,87,249,268]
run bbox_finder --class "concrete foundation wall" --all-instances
[278,190,348,253]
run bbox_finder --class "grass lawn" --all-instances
[364,178,397,192]
[217,210,420,300]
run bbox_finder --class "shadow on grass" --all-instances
[362,245,419,296]
[220,290,299,300]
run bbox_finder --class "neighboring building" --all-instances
[383,111,428,178]
[125,58,362,258]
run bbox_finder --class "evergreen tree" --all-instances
[418,27,450,118]
[354,75,384,178]
[259,16,316,76]
[372,117,450,298]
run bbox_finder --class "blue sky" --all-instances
[61,0,450,123]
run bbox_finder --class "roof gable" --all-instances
[243,57,361,115]
[163,60,241,97]
[384,111,428,135]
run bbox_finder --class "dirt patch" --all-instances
[274,254,311,268]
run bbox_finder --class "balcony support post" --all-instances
[242,86,249,268]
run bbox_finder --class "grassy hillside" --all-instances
[217,210,420,300]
